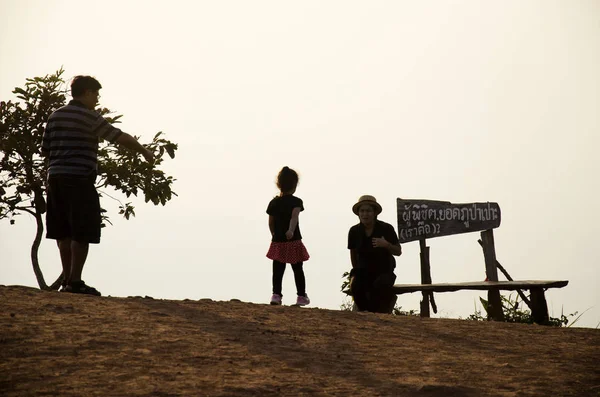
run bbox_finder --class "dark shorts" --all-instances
[45,175,101,244]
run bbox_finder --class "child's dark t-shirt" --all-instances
[267,195,304,242]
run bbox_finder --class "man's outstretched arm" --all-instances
[116,133,154,162]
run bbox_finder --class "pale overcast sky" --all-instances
[1,1,598,327]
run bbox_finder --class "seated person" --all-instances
[347,195,402,313]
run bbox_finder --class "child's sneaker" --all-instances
[270,294,282,305]
[295,295,310,306]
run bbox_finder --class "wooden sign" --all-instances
[397,199,501,243]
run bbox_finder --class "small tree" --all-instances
[0,69,178,290]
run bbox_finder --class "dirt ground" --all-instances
[1,285,598,397]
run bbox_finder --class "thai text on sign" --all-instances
[396,199,501,243]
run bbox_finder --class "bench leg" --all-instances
[487,290,505,321]
[530,288,549,325]
[420,292,430,318]
[419,240,432,318]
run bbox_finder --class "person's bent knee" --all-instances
[373,272,396,289]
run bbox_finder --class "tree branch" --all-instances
[15,206,36,216]
[98,189,126,207]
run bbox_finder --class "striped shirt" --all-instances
[42,100,123,177]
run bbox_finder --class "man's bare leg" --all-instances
[57,239,72,286]
[68,240,89,283]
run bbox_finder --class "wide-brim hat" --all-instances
[352,195,382,215]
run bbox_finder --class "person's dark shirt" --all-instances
[348,220,399,273]
[266,195,304,242]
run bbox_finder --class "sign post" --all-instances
[397,199,502,318]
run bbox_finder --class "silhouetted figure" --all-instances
[347,195,402,313]
[266,166,310,306]
[42,75,154,295]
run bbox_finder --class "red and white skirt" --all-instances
[266,240,310,264]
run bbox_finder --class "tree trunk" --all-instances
[31,211,49,290]
[50,272,64,290]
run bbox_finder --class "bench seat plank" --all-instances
[392,280,568,295]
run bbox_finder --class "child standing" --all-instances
[266,166,310,306]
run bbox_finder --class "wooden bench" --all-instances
[393,198,569,324]
[391,280,568,324]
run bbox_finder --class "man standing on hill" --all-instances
[41,75,154,296]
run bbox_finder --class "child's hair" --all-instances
[276,166,299,194]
